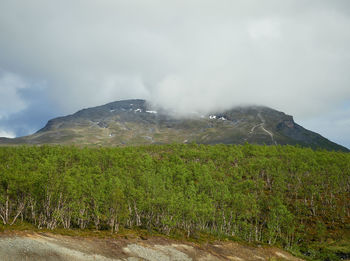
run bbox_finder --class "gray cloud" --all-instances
[0,0,350,147]
[0,70,28,119]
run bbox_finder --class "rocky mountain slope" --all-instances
[1,99,348,151]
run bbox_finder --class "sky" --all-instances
[0,0,349,148]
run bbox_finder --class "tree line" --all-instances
[0,144,349,251]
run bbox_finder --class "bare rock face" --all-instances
[0,99,348,152]
[0,232,303,261]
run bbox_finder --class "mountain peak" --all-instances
[1,99,348,151]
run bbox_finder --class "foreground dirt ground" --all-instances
[0,231,302,261]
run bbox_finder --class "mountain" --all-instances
[1,99,348,151]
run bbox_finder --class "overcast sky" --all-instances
[0,0,349,148]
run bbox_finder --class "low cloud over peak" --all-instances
[0,0,350,147]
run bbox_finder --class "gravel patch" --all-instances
[0,232,303,261]
[125,243,192,261]
[0,237,121,261]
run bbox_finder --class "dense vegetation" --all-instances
[0,144,349,259]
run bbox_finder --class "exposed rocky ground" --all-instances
[0,231,302,261]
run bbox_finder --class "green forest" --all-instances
[0,144,349,260]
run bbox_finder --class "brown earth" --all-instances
[0,231,303,261]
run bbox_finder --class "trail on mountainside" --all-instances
[249,112,277,145]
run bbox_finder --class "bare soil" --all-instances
[0,231,303,261]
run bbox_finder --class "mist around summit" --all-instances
[0,0,350,147]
